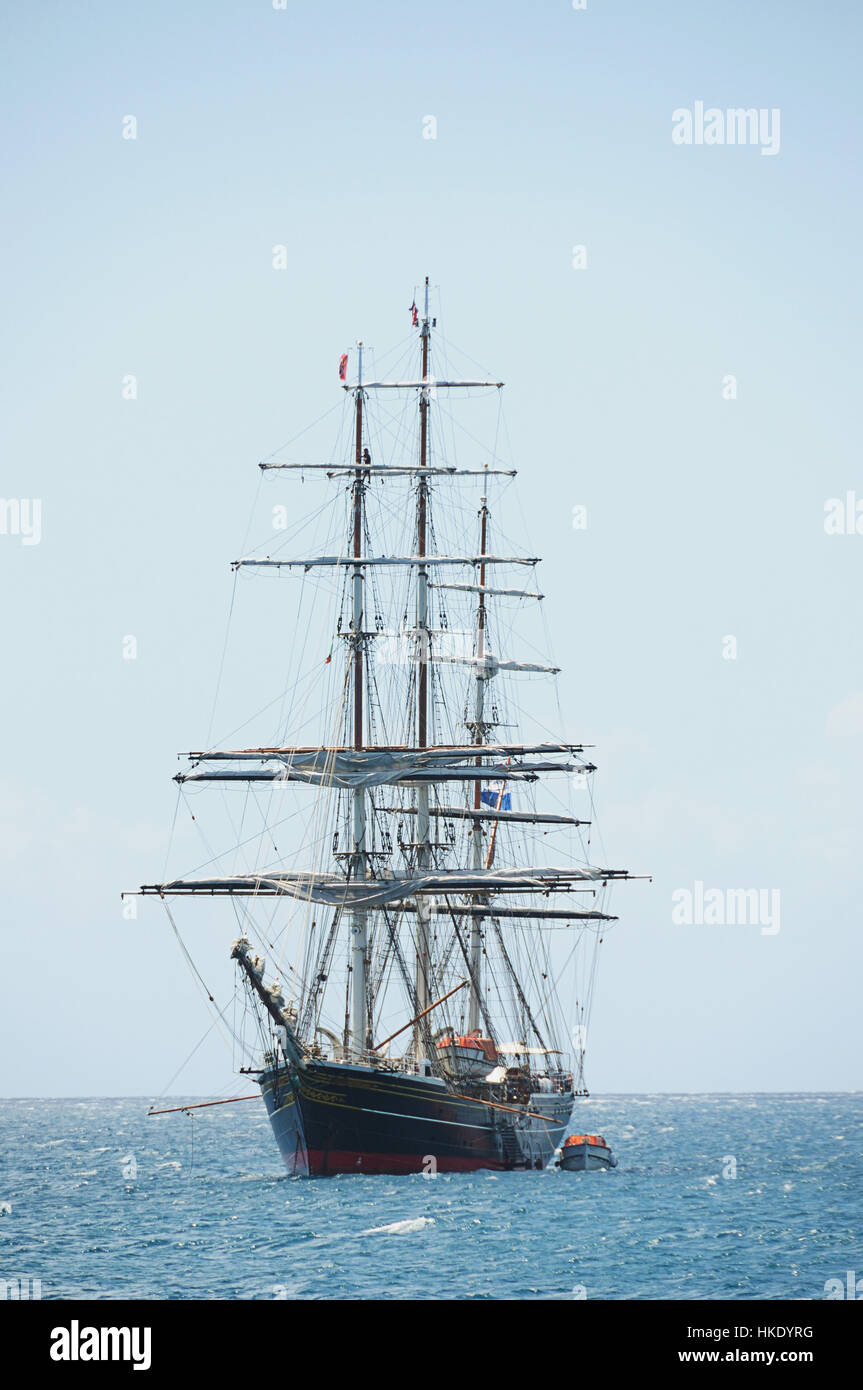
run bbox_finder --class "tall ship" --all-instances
[133,282,640,1175]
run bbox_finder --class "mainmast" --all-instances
[414,279,432,1063]
[349,342,369,1060]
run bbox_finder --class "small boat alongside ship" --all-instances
[558,1133,618,1172]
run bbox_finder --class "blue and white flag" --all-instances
[481,781,511,812]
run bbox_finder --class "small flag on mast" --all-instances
[338,353,348,381]
[410,300,418,327]
[481,782,511,812]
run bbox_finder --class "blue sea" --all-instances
[1,1095,859,1300]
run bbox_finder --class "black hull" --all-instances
[259,1059,572,1176]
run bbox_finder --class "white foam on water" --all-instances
[361,1216,436,1236]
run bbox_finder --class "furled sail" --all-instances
[341,377,504,390]
[435,654,561,676]
[383,805,588,827]
[233,554,540,571]
[134,864,627,905]
[184,742,585,759]
[429,582,544,599]
[397,903,616,923]
[258,463,516,477]
[175,747,589,788]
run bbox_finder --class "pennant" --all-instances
[325,645,333,665]
[338,353,348,381]
[410,301,418,327]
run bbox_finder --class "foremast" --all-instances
[468,488,489,1034]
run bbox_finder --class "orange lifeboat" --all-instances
[560,1133,617,1171]
[436,1030,498,1062]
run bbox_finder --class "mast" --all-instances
[468,484,489,1033]
[349,342,369,1060]
[414,279,432,1063]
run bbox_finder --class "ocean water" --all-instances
[1,1094,859,1301]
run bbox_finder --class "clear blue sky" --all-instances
[2,0,861,1095]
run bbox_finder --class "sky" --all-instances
[2,0,861,1096]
